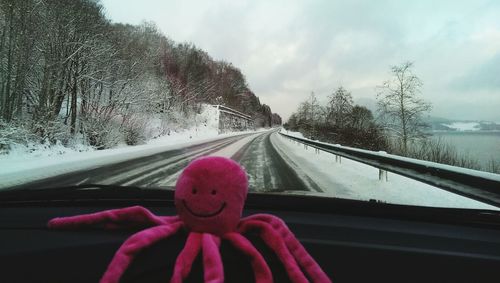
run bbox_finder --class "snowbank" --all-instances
[280,130,500,181]
[279,129,305,139]
[272,132,498,210]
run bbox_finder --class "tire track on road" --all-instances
[116,137,243,187]
[9,134,255,190]
[158,131,269,187]
[269,132,323,193]
[232,131,318,192]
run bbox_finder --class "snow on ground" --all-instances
[2,104,221,161]
[271,132,498,210]
[0,126,267,190]
[280,129,305,139]
[281,130,500,180]
[442,122,480,131]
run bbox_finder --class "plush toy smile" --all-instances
[182,199,226,217]
[48,156,331,283]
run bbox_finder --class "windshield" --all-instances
[1,0,499,210]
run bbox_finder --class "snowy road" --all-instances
[232,131,321,192]
[3,129,498,210]
[6,130,314,192]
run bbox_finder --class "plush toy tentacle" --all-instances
[243,215,331,283]
[100,222,183,283]
[224,232,273,283]
[171,232,203,283]
[201,234,224,283]
[238,220,308,283]
[48,206,176,230]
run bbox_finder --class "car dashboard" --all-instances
[1,187,500,282]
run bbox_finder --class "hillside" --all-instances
[0,0,280,154]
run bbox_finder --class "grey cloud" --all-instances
[102,0,500,121]
[450,53,500,91]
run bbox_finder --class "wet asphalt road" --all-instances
[10,130,318,192]
[232,131,315,192]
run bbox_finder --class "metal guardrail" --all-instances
[279,131,500,207]
[213,105,253,120]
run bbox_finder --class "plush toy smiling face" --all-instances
[174,156,248,235]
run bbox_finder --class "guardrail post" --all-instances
[335,155,341,163]
[379,169,388,181]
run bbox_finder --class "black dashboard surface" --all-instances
[1,189,500,283]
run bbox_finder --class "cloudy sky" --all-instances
[101,0,500,121]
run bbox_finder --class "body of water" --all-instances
[430,131,500,169]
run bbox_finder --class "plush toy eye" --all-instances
[192,188,197,194]
[211,189,217,195]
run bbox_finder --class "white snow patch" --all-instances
[442,122,480,131]
[4,138,95,160]
[280,129,305,139]
[272,132,498,210]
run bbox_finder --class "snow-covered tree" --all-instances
[0,0,277,151]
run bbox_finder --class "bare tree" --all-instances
[377,61,431,154]
[327,86,353,128]
[286,94,387,150]
[291,92,323,138]
[350,105,373,130]
[308,92,323,137]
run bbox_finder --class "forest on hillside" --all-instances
[0,0,280,152]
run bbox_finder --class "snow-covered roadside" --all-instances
[279,129,305,139]
[1,104,222,161]
[0,128,269,189]
[271,132,498,210]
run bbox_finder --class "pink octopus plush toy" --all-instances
[48,156,331,283]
